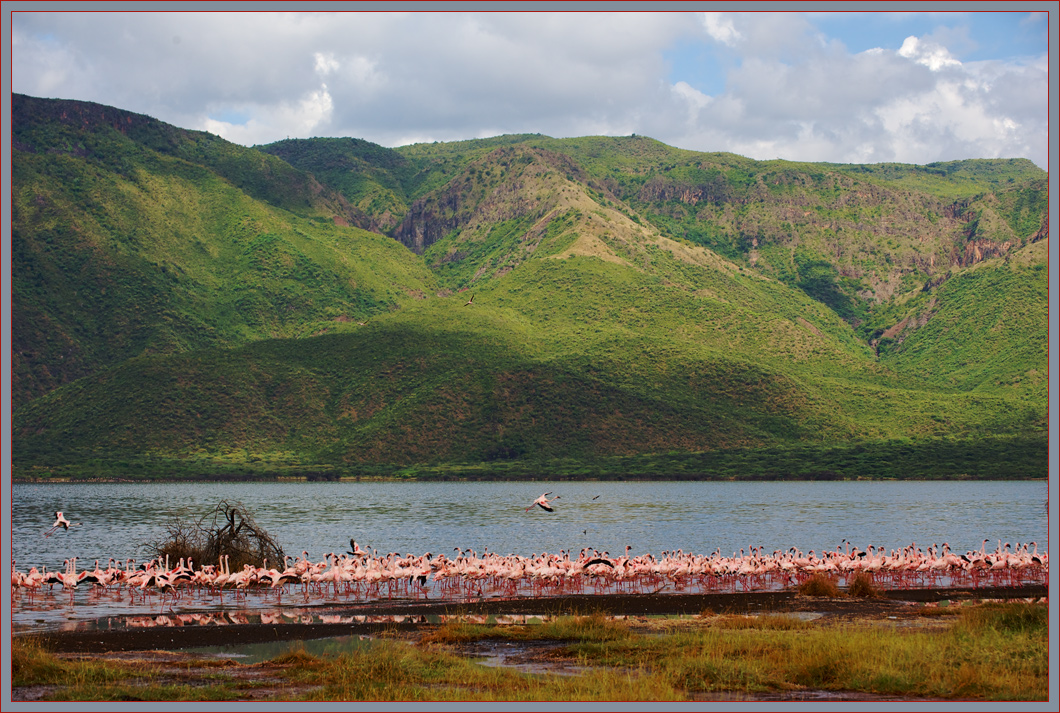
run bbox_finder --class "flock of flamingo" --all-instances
[12,525,1048,608]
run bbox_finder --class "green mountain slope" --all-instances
[268,132,1047,338]
[252,137,416,235]
[11,94,438,408]
[12,263,1042,477]
[10,95,1049,480]
[872,239,1048,402]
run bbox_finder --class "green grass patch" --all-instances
[13,603,1048,701]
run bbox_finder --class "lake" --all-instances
[9,480,1049,633]
[12,479,1049,569]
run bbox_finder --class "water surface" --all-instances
[12,480,1048,568]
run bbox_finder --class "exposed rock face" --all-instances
[391,146,596,254]
[955,239,1013,267]
[1030,213,1049,243]
[392,203,455,254]
[637,174,733,206]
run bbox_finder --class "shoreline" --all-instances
[11,475,1050,484]
[22,584,1048,654]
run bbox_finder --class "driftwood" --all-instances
[146,500,285,571]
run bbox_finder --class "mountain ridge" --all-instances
[9,93,1049,479]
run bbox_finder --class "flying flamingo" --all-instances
[43,511,80,538]
[526,492,561,512]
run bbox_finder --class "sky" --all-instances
[7,6,1054,169]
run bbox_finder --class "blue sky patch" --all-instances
[209,109,251,126]
[664,39,729,97]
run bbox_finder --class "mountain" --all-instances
[9,94,1049,480]
[11,94,438,408]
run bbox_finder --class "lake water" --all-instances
[11,480,1050,570]
[8,480,1050,633]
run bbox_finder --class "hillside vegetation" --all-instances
[11,94,438,408]
[9,94,1050,480]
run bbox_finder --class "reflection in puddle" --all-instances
[9,583,570,635]
[182,631,589,678]
[16,608,565,636]
[467,640,590,677]
[183,634,382,664]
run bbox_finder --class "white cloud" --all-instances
[665,13,1046,167]
[313,52,340,76]
[9,11,1049,168]
[702,13,741,46]
[201,83,334,145]
[898,35,962,71]
[671,80,711,115]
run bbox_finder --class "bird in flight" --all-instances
[526,492,560,512]
[43,511,80,538]
[463,293,475,307]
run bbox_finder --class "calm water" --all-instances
[11,480,1050,570]
[9,480,1049,633]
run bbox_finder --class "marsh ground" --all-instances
[12,586,1049,702]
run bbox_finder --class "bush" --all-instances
[798,573,842,597]
[146,499,285,571]
[846,571,880,598]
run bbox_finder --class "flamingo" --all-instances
[56,558,79,589]
[43,511,80,538]
[526,492,561,512]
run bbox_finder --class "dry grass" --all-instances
[797,573,842,597]
[13,603,1049,702]
[710,614,812,630]
[421,611,633,645]
[11,637,68,687]
[846,572,881,598]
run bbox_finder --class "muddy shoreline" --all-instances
[24,584,1047,654]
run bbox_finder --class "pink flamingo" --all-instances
[43,511,81,538]
[526,492,561,512]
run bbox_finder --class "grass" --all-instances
[420,610,635,645]
[797,574,843,597]
[12,637,243,701]
[13,603,1048,701]
[795,572,880,599]
[847,572,881,598]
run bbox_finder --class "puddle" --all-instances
[182,633,383,664]
[16,609,567,636]
[461,640,591,677]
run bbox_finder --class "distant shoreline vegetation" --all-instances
[12,435,1046,483]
